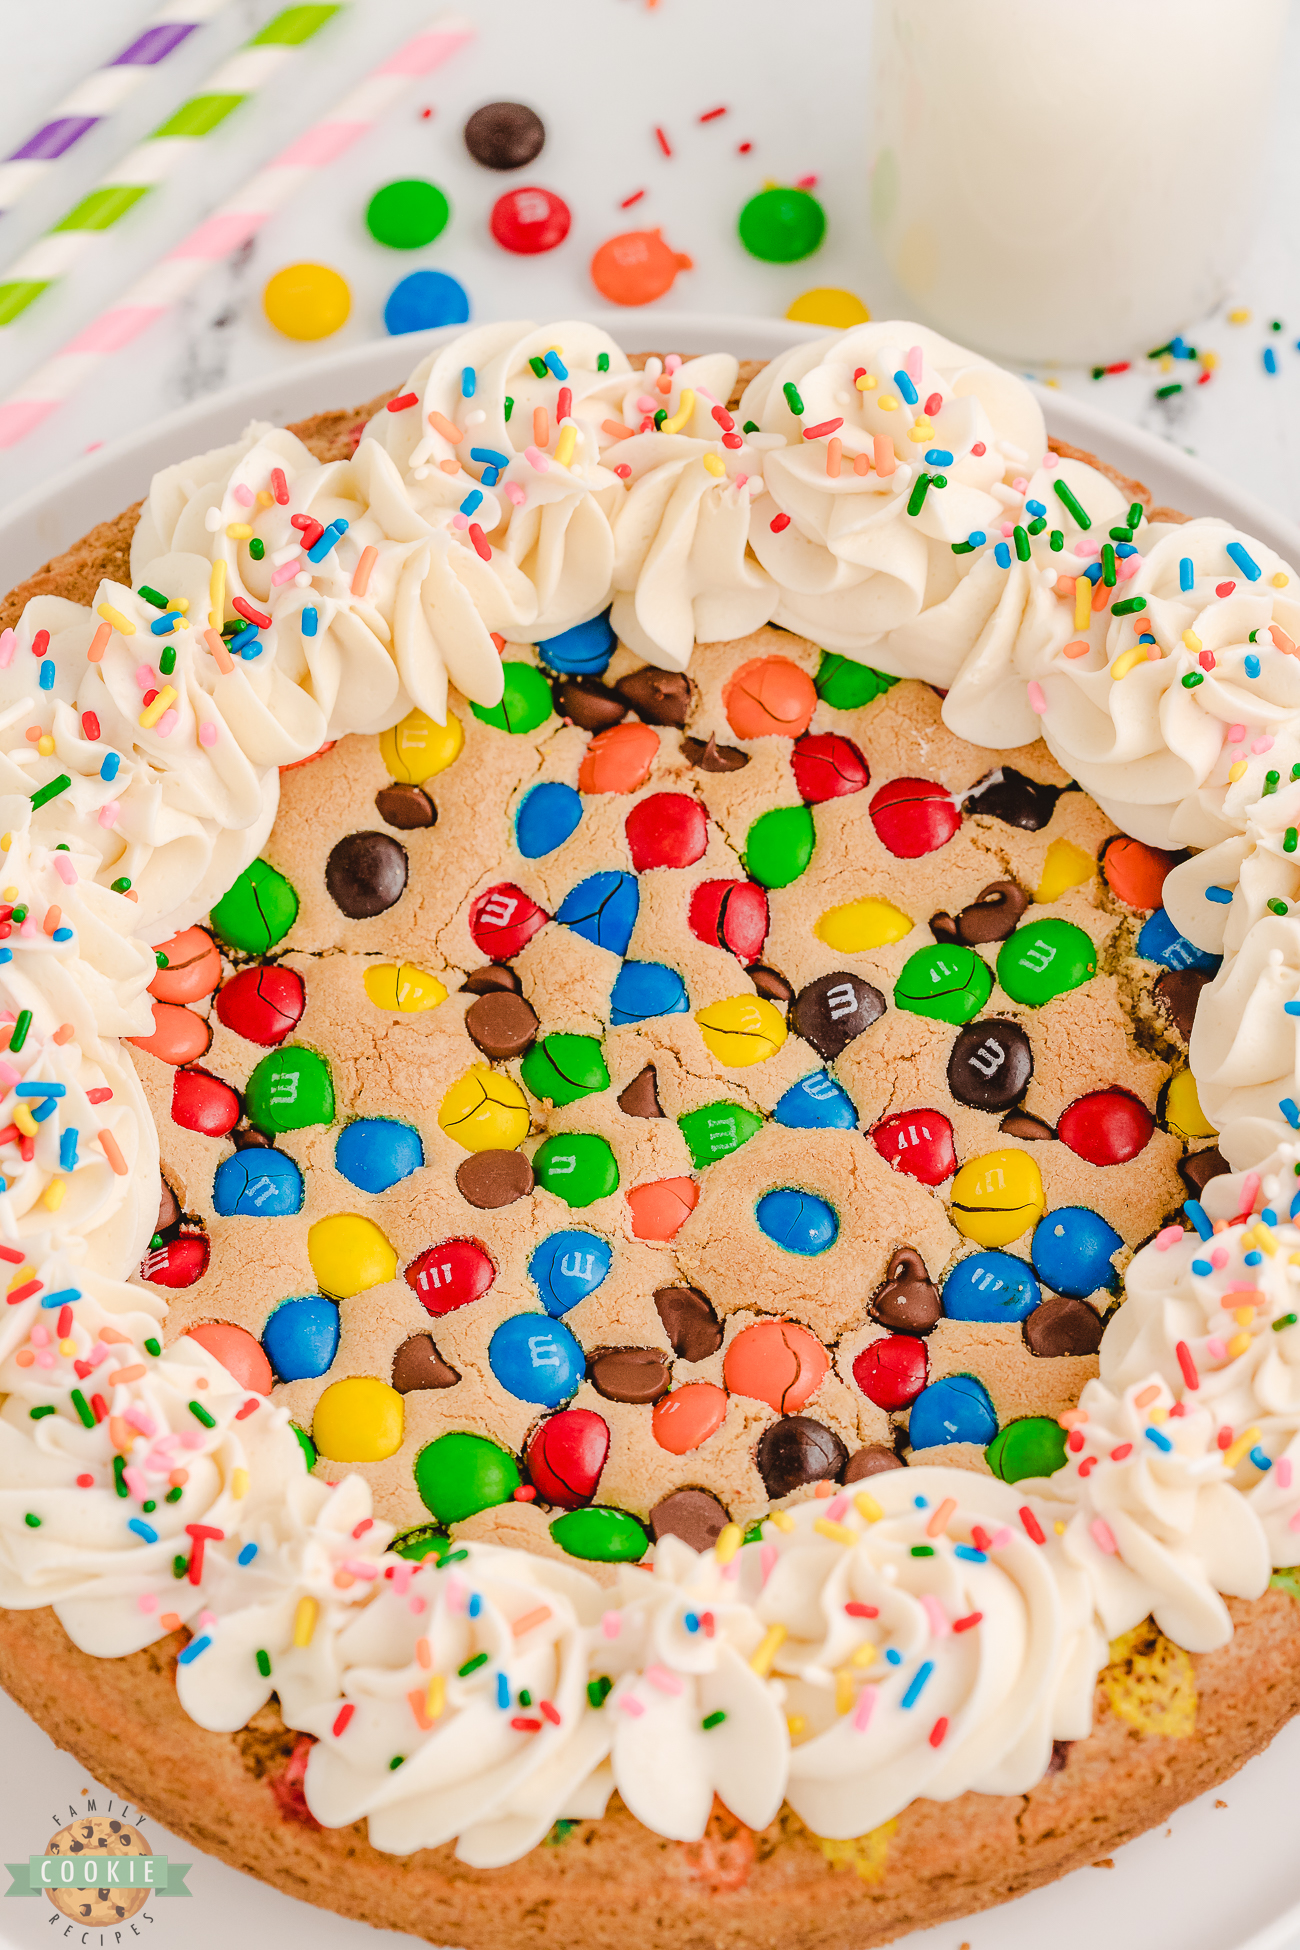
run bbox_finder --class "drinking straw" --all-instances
[0,0,231,219]
[0,14,476,451]
[0,6,346,327]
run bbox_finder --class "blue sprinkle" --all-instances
[1264,347,1279,376]
[1170,336,1189,358]
[149,614,179,636]
[683,1612,700,1633]
[39,659,54,690]
[17,1081,64,1096]
[0,950,10,965]
[307,518,348,564]
[471,447,509,469]
[924,448,953,465]
[994,542,1011,569]
[1115,542,1138,557]
[238,1542,258,1566]
[467,1591,483,1619]
[301,606,318,638]
[1281,1098,1300,1130]
[59,1129,78,1172]
[1191,1259,1212,1276]
[1184,1199,1213,1240]
[1138,634,1156,644]
[33,1095,59,1120]
[128,1518,158,1544]
[1245,654,1261,678]
[1205,886,1233,904]
[40,1287,81,1309]
[966,530,986,547]
[229,623,259,654]
[52,928,73,942]
[1292,1190,1300,1220]
[177,1635,211,1665]
[893,369,919,405]
[462,366,477,396]
[1025,499,1046,517]
[885,1647,903,1666]
[1144,1426,1173,1452]
[1245,1250,1263,1266]
[1284,1004,1300,1018]
[1179,557,1195,592]
[480,465,500,487]
[100,753,120,782]
[1227,541,1262,582]
[913,1495,928,1509]
[1261,1208,1278,1226]
[459,489,484,517]
[1084,561,1103,583]
[900,1660,934,1709]
[496,1671,509,1709]
[1250,1446,1272,1471]
[543,351,568,381]
[953,1545,987,1563]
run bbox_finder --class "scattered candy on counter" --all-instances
[262,260,351,341]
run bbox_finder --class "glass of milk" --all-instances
[869,0,1288,365]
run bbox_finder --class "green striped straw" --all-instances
[0,5,343,329]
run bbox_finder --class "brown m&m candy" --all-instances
[751,964,794,1005]
[588,1346,671,1404]
[553,675,626,731]
[616,667,692,725]
[999,1110,1056,1140]
[681,732,749,773]
[654,1283,723,1361]
[1154,967,1210,1043]
[931,879,1029,946]
[1179,1146,1230,1194]
[869,1249,941,1334]
[966,767,1063,830]
[460,963,522,996]
[844,1443,904,1480]
[650,1487,730,1551]
[464,101,546,170]
[392,1334,461,1392]
[456,1148,534,1208]
[755,1415,847,1497]
[948,1019,1033,1110]
[325,831,408,917]
[618,1063,664,1118]
[792,971,885,1061]
[375,783,436,829]
[465,988,539,1059]
[1024,1293,1103,1357]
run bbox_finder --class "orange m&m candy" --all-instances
[652,1382,728,1454]
[577,721,659,794]
[627,1175,699,1240]
[723,1319,828,1413]
[128,1001,212,1067]
[590,228,693,307]
[150,926,221,1004]
[1102,835,1178,910]
[723,657,817,740]
[187,1322,273,1395]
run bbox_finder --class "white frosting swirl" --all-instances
[1187,915,1300,1168]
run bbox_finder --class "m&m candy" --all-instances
[792,972,885,1059]
[366,178,450,249]
[942,1250,1041,1322]
[947,1020,1033,1111]
[261,1295,340,1381]
[383,269,470,335]
[473,661,554,735]
[335,1118,424,1193]
[216,965,306,1047]
[950,1149,1045,1246]
[1136,907,1221,974]
[537,611,616,675]
[549,1506,650,1562]
[688,879,769,962]
[171,1067,240,1137]
[738,185,826,263]
[627,1176,698,1239]
[141,1234,210,1287]
[211,858,299,954]
[527,1408,610,1507]
[755,1416,846,1498]
[786,287,871,328]
[625,793,709,870]
[1034,838,1094,905]
[380,706,463,782]
[756,1187,839,1255]
[611,961,690,1025]
[415,1430,520,1523]
[490,185,571,253]
[894,945,993,1025]
[871,1109,956,1186]
[1162,1069,1217,1140]
[439,1065,531,1152]
[907,1376,998,1449]
[724,1319,827,1413]
[678,1099,764,1167]
[815,652,897,710]
[406,1238,495,1315]
[263,262,350,340]
[1057,1089,1154,1166]
[516,781,583,858]
[723,657,817,740]
[814,897,912,952]
[533,1132,620,1206]
[308,1213,397,1297]
[363,963,448,1012]
[986,1417,1068,1482]
[1102,836,1176,910]
[773,1072,857,1130]
[996,918,1097,1006]
[695,995,786,1066]
[129,1002,211,1066]
[489,1313,584,1406]
[852,1334,927,1410]
[188,1322,272,1394]
[213,1147,302,1217]
[1031,1207,1122,1297]
[651,1382,728,1454]
[744,805,815,887]
[468,883,550,959]
[245,1047,334,1133]
[556,870,640,955]
[150,926,220,1003]
[791,732,869,803]
[521,1032,610,1107]
[578,722,659,794]
[590,228,693,306]
[312,1376,404,1463]
[870,779,961,858]
[528,1230,612,1315]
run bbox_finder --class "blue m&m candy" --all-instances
[610,961,690,1025]
[756,1187,839,1255]
[529,1229,613,1315]
[908,1375,998,1449]
[557,871,639,955]
[1031,1206,1123,1298]
[334,1118,424,1194]
[261,1295,340,1381]
[942,1250,1041,1322]
[536,609,616,676]
[489,1313,584,1406]
[517,781,582,859]
[773,1071,858,1130]
[1136,908,1221,975]
[383,268,470,335]
[213,1147,302,1217]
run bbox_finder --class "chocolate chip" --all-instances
[650,1487,730,1552]
[844,1443,904,1481]
[755,1416,847,1498]
[157,1180,180,1235]
[1179,1146,1230,1195]
[616,668,693,726]
[325,831,408,918]
[460,964,523,996]
[954,880,1028,945]
[618,1062,663,1118]
[869,1248,941,1334]
[456,1149,534,1208]
[463,100,546,170]
[682,732,749,772]
[465,989,538,1059]
[232,1125,272,1149]
[750,964,794,1005]
[375,784,436,830]
[654,1284,723,1361]
[1024,1293,1103,1357]
[948,1018,1033,1110]
[1155,967,1211,1044]
[929,911,960,944]
[966,767,1063,831]
[998,1110,1056,1141]
[553,675,626,731]
[588,1346,671,1404]
[792,972,885,1061]
[391,1333,461,1393]
[1048,1739,1073,1775]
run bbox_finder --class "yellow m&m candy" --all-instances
[1163,1069,1216,1141]
[380,706,464,784]
[312,1376,404,1462]
[1035,838,1095,905]
[695,996,787,1067]
[814,897,912,952]
[439,1064,531,1150]
[950,1149,1045,1246]
[308,1214,398,1298]
[364,962,448,1012]
[263,262,351,341]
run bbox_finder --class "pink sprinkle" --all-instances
[180,1431,204,1450]
[451,513,468,530]
[1027,681,1047,715]
[646,1664,683,1695]
[664,354,682,373]
[198,1610,216,1630]
[232,485,254,506]
[18,918,35,938]
[1090,1517,1118,1555]
[124,1405,154,1435]
[1228,723,1246,744]
[734,473,749,490]
[1256,735,1276,753]
[123,1465,147,1499]
[35,1350,55,1368]
[1118,555,1140,580]
[825,1494,849,1521]
[343,1558,379,1580]
[445,1574,466,1611]
[760,1542,777,1587]
[504,482,526,506]
[1000,521,1015,538]
[271,560,300,586]
[0,630,13,668]
[990,1526,1012,1550]
[620,1694,646,1717]
[52,856,76,885]
[1210,1247,1229,1269]
[525,446,550,472]
[0,1063,18,1088]
[98,802,120,829]
[601,1610,622,1640]
[905,345,923,383]
[155,710,178,738]
[1207,1336,1227,1359]
[134,665,155,690]
[722,1559,739,1581]
[137,1592,157,1612]
[408,1594,427,1614]
[1155,1225,1185,1251]
[794,173,818,189]
[390,1563,414,1594]
[636,395,658,414]
[1011,475,1029,493]
[921,1594,950,1638]
[1234,1173,1261,1220]
[199,722,217,748]
[852,1687,876,1733]
[1277,1458,1293,1489]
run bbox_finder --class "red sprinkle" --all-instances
[613,463,631,479]
[141,689,158,709]
[1215,582,1236,598]
[1019,1505,1046,1545]
[468,523,492,562]
[770,512,791,533]
[1066,1429,1085,1452]
[0,1243,25,1264]
[712,405,736,431]
[970,1524,992,1553]
[271,468,290,505]
[1175,1339,1200,1390]
[737,140,753,154]
[86,1087,113,1104]
[557,387,572,421]
[81,710,100,742]
[56,1304,72,1338]
[513,1484,538,1501]
[185,1522,224,1584]
[90,1393,108,1422]
[232,597,272,629]
[923,392,943,415]
[489,632,506,652]
[1103,361,1131,375]
[802,417,844,439]
[654,125,672,157]
[386,392,419,413]
[1078,1456,1098,1477]
[620,189,646,208]
[1110,1443,1133,1461]
[235,1398,260,1421]
[1217,1426,1234,1450]
[539,1699,561,1726]
[971,442,987,457]
[511,1716,543,1732]
[32,629,49,657]
[928,1716,948,1749]
[332,1703,355,1737]
[952,1611,983,1633]
[844,1602,879,1618]
[722,433,744,450]
[76,1473,94,1488]
[352,1519,373,1539]
[699,106,728,122]
[6,1279,42,1305]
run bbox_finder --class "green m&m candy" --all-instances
[996,918,1097,1007]
[291,1423,316,1470]
[472,660,553,735]
[986,1416,1068,1483]
[894,944,993,1024]
[738,186,826,264]
[744,804,815,888]
[246,1046,335,1133]
[366,178,450,249]
[815,652,898,711]
[520,1033,609,1108]
[533,1132,619,1206]
[210,857,298,954]
[392,1524,450,1563]
[550,1506,650,1562]
[678,1099,764,1168]
[415,1431,520,1524]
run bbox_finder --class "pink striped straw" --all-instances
[0,13,475,449]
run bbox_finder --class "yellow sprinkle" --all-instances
[1289,1252,1300,1266]
[768,1509,795,1533]
[139,684,177,730]
[1200,349,1220,370]
[225,523,254,540]
[426,1672,446,1720]
[715,1522,743,1565]
[702,453,725,476]
[37,736,54,757]
[231,1467,249,1500]
[878,395,898,411]
[1227,308,1251,325]
[256,491,273,507]
[835,1670,856,1716]
[661,389,696,435]
[553,423,577,468]
[1074,578,1092,631]
[3,885,16,899]
[749,1623,788,1677]
[1252,1224,1279,1257]
[13,1104,38,1137]
[1111,644,1149,681]
[40,1178,65,1211]
[209,559,227,630]
[167,597,189,612]
[855,373,878,391]
[814,1518,858,1546]
[1228,760,1248,783]
[96,602,134,637]
[854,1492,883,1524]
[925,1496,957,1539]
[786,1713,807,1737]
[292,1596,318,1647]
[1234,1306,1255,1327]
[1224,1426,1261,1468]
[58,1336,76,1357]
[1227,1332,1253,1359]
[1273,572,1289,588]
[1182,629,1202,652]
[1054,1520,1067,1534]
[907,424,930,443]
[1149,1404,1168,1423]
[0,836,9,852]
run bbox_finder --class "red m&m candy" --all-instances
[216,965,306,1047]
[150,925,221,1003]
[1101,836,1177,911]
[171,1066,240,1137]
[625,792,708,870]
[1057,1088,1155,1166]
[527,1407,610,1507]
[870,1109,956,1186]
[723,657,817,740]
[468,883,550,958]
[141,1233,210,1288]
[852,1334,927,1410]
[491,186,571,254]
[870,778,961,858]
[791,732,869,803]
[688,879,769,962]
[406,1238,496,1316]
[578,722,659,794]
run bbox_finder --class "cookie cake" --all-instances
[2,319,1300,1949]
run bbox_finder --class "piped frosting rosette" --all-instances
[1185,915,1300,1167]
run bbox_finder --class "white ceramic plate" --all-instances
[3,317,1300,1950]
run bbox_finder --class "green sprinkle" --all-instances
[143,1501,156,1514]
[1155,382,1183,399]
[1101,543,1117,586]
[24,1512,40,1528]
[173,1555,188,1579]
[1049,529,1064,551]
[1269,898,1289,915]
[1249,629,1261,643]
[389,1755,405,1770]
[29,1404,55,1419]
[1264,770,1281,795]
[653,408,667,429]
[1182,672,1204,689]
[70,1388,94,1429]
[30,775,71,810]
[906,472,931,517]
[111,876,132,893]
[1053,478,1091,529]
[159,645,177,675]
[1147,342,1174,359]
[1274,1313,1298,1331]
[10,1009,31,1053]
[504,395,513,421]
[1293,765,1300,782]
[255,1649,272,1678]
[1027,516,1047,535]
[1109,526,1133,543]
[546,1820,577,1845]
[587,1676,613,1709]
[742,1521,765,1544]
[1127,501,1144,528]
[188,1399,216,1429]
[458,1651,488,1677]
[10,906,26,924]
[1286,829,1298,854]
[782,381,805,416]
[528,356,548,378]
[743,420,759,434]
[145,1337,161,1356]
[518,1688,532,1707]
[248,538,265,561]
[596,353,610,372]
[1013,524,1031,561]
[701,1710,727,1730]
[1112,596,1147,615]
[166,1486,183,1503]
[113,1454,128,1497]
[137,585,168,609]
[148,1234,163,1253]
[950,540,976,554]
[444,1547,469,1564]
[910,1545,936,1557]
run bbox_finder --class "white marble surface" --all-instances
[2,0,1300,526]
